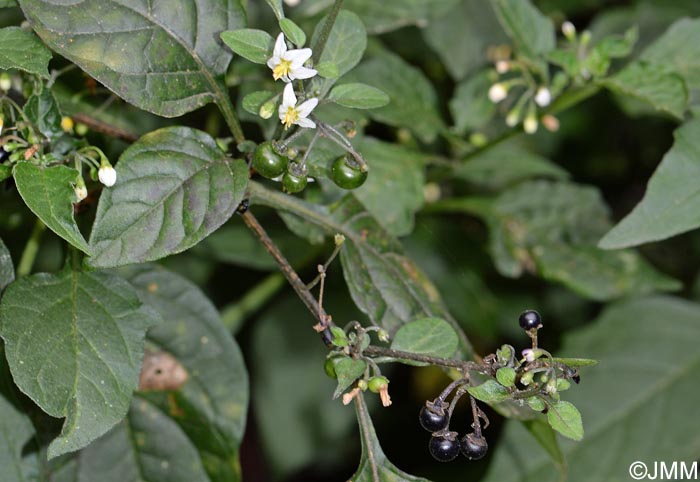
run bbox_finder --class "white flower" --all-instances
[98,165,117,187]
[278,83,318,129]
[74,185,87,201]
[488,83,508,103]
[522,349,536,362]
[267,33,317,82]
[534,87,551,107]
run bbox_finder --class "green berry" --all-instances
[324,358,337,379]
[367,376,388,393]
[253,141,288,179]
[282,163,308,194]
[330,155,367,190]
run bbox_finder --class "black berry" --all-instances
[419,405,449,432]
[519,310,542,330]
[460,432,488,460]
[429,435,460,462]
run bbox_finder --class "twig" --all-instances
[363,345,481,372]
[16,219,46,277]
[240,210,328,328]
[71,113,138,142]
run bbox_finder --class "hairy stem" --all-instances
[17,219,46,277]
[363,345,481,372]
[216,81,246,144]
[311,0,345,64]
[240,210,328,326]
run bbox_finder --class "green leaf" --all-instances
[604,61,687,119]
[522,418,565,473]
[449,70,498,133]
[600,119,700,249]
[640,18,700,112]
[19,0,246,117]
[264,0,284,19]
[220,29,274,65]
[333,358,366,399]
[455,181,680,300]
[453,142,569,189]
[119,264,249,481]
[492,0,555,59]
[551,357,598,367]
[346,50,443,142]
[546,401,583,441]
[353,138,427,236]
[390,318,459,362]
[482,296,700,482]
[0,238,13,292]
[0,26,51,77]
[310,10,366,95]
[351,394,430,481]
[0,346,39,482]
[423,0,508,80]
[13,163,91,255]
[0,165,11,182]
[249,182,473,358]
[330,0,459,34]
[315,61,339,79]
[0,268,159,458]
[584,27,638,77]
[88,127,248,268]
[0,0,17,7]
[496,367,516,387]
[279,18,306,47]
[328,83,389,109]
[24,87,64,141]
[467,379,510,403]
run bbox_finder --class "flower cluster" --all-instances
[267,33,319,129]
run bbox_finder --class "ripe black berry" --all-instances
[429,435,460,462]
[519,310,542,330]
[460,432,488,460]
[419,405,449,432]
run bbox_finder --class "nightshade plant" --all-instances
[1,0,700,481]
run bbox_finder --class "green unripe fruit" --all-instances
[330,155,367,190]
[324,358,337,379]
[282,170,308,194]
[253,141,288,179]
[367,376,389,393]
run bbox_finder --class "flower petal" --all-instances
[296,98,318,117]
[287,48,313,67]
[289,66,317,80]
[273,33,287,58]
[282,83,297,108]
[266,56,279,69]
[295,117,316,129]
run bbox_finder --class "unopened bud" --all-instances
[541,114,560,132]
[562,21,576,40]
[495,60,510,74]
[523,114,538,134]
[0,73,11,92]
[534,87,552,107]
[488,83,508,103]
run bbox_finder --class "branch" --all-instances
[71,113,138,142]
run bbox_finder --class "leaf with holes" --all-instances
[19,0,246,117]
[0,267,159,458]
[87,127,248,268]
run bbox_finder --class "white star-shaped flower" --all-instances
[278,83,318,129]
[267,33,317,82]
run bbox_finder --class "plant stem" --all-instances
[71,113,138,142]
[220,272,286,333]
[311,0,345,64]
[240,210,328,326]
[363,345,482,372]
[218,93,246,145]
[17,219,45,277]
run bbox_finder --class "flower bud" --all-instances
[0,73,11,92]
[74,177,88,202]
[523,114,538,134]
[488,83,508,103]
[98,164,117,187]
[495,60,510,74]
[534,87,552,107]
[61,116,74,133]
[562,21,576,40]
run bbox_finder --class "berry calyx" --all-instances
[282,162,308,193]
[429,435,460,462]
[253,141,289,179]
[367,376,389,393]
[460,432,488,460]
[330,155,367,190]
[419,404,449,433]
[519,310,542,331]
